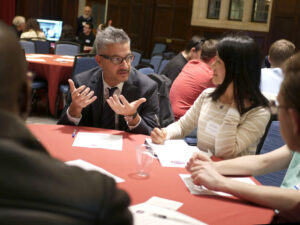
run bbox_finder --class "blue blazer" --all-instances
[57,67,159,135]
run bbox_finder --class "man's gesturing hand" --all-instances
[68,79,97,118]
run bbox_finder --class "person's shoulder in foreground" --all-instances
[0,21,132,224]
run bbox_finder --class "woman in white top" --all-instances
[151,35,270,159]
[20,18,46,40]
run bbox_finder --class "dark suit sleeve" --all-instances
[131,76,159,135]
[57,87,77,126]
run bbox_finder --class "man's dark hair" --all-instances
[210,35,268,114]
[184,35,205,52]
[85,22,93,30]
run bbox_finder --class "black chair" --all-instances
[55,41,81,56]
[55,54,98,117]
[35,40,51,54]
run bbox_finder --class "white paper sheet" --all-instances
[145,138,211,167]
[180,174,256,197]
[145,196,183,211]
[26,54,53,58]
[61,55,75,59]
[65,159,124,183]
[26,58,46,62]
[54,58,74,62]
[72,132,123,150]
[130,201,207,225]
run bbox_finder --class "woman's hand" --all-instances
[150,127,167,144]
[186,152,212,172]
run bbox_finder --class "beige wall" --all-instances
[78,0,86,17]
[191,0,273,32]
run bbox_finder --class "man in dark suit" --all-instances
[58,26,159,135]
[0,21,132,224]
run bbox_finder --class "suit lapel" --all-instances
[91,71,104,127]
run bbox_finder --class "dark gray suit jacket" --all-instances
[57,67,159,135]
[0,110,132,225]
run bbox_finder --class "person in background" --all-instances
[59,24,77,43]
[170,39,218,121]
[186,52,300,223]
[78,22,95,47]
[11,16,25,38]
[77,5,93,36]
[151,35,270,159]
[260,39,295,100]
[90,20,113,54]
[20,18,46,40]
[161,36,204,83]
[0,21,132,224]
[58,26,159,135]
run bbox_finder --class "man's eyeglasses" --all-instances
[268,100,290,115]
[99,54,134,65]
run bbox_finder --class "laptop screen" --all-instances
[37,19,63,42]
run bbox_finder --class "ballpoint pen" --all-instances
[72,129,77,138]
[154,114,161,129]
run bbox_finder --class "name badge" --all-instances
[205,121,220,137]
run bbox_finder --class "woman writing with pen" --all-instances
[151,35,270,159]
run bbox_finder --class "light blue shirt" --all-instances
[260,68,283,96]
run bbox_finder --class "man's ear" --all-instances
[95,54,102,67]
[288,108,300,135]
[18,81,30,120]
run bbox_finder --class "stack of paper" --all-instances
[179,174,256,197]
[130,196,207,225]
[145,138,210,168]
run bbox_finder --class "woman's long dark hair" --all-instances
[24,18,42,35]
[210,35,268,114]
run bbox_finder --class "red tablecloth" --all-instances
[26,54,74,116]
[28,124,274,225]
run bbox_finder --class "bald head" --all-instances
[0,22,27,112]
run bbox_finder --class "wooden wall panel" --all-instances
[15,0,78,30]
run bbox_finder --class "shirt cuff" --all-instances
[66,107,82,125]
[127,116,142,130]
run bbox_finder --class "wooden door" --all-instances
[106,0,193,58]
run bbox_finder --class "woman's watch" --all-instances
[124,111,138,122]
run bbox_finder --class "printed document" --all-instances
[66,159,124,183]
[73,132,123,150]
[145,138,211,168]
[180,174,256,197]
[130,196,207,225]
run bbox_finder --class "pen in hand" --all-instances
[154,114,161,129]
[72,129,77,138]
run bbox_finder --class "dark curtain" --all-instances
[0,0,16,25]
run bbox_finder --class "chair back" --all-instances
[20,40,36,53]
[163,51,177,59]
[35,40,50,54]
[131,50,142,68]
[138,67,155,75]
[72,54,98,77]
[151,43,167,56]
[55,41,80,56]
[255,119,287,186]
[150,54,163,73]
[158,58,170,74]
